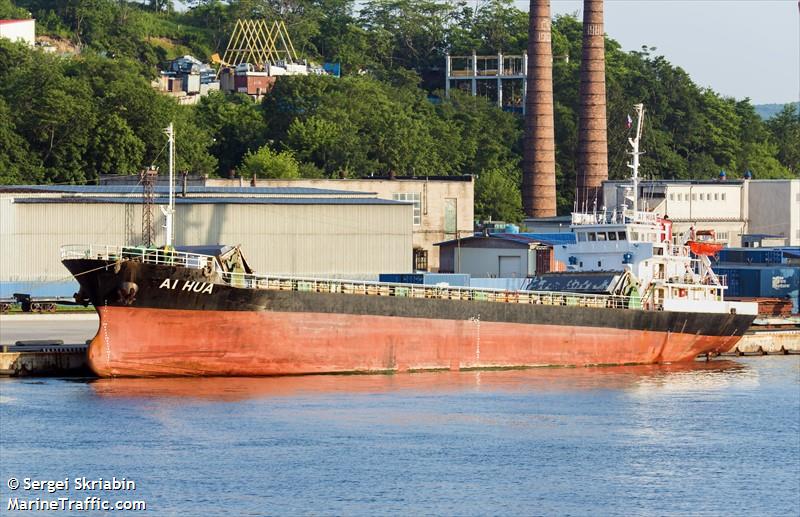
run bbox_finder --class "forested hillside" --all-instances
[1,0,797,219]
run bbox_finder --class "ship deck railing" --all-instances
[61,244,218,269]
[60,244,646,311]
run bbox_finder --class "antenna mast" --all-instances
[140,168,157,247]
[627,104,645,213]
[160,123,176,247]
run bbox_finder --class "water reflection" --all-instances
[89,360,748,402]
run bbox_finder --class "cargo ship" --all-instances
[61,106,757,377]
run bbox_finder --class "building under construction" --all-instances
[445,52,527,112]
[212,19,334,98]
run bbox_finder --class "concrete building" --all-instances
[436,233,573,278]
[206,176,475,272]
[0,19,35,46]
[524,178,800,248]
[747,179,800,247]
[0,185,412,296]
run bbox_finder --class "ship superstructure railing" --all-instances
[570,209,659,226]
[60,244,648,311]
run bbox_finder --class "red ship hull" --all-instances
[87,306,742,377]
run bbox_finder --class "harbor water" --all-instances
[1,357,798,515]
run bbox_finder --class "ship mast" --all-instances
[627,104,645,213]
[161,123,176,247]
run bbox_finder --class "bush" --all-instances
[241,146,300,179]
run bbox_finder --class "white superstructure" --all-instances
[554,104,757,316]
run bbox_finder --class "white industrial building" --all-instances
[0,185,412,296]
[0,19,35,46]
[747,179,800,247]
[601,179,748,246]
[525,179,799,248]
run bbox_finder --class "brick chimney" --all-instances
[522,0,557,218]
[576,0,608,210]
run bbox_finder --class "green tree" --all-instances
[0,0,29,18]
[359,0,456,77]
[475,167,523,223]
[0,42,97,183]
[0,98,43,184]
[87,113,145,176]
[311,0,372,74]
[766,104,800,176]
[241,145,300,179]
[172,106,218,176]
[196,92,266,176]
[736,141,790,179]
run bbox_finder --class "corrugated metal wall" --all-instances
[1,198,412,282]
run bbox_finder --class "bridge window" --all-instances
[618,231,626,240]
[608,231,617,241]
[596,232,607,241]
[588,233,597,241]
[577,232,587,242]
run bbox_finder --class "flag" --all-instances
[626,114,633,129]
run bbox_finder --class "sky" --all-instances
[535,0,800,104]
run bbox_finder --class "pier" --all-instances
[725,327,800,356]
[0,313,95,376]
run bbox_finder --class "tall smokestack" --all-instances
[522,0,556,218]
[576,0,608,209]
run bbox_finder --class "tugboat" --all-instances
[61,106,757,377]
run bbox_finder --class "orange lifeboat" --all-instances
[687,229,724,256]
[688,240,724,256]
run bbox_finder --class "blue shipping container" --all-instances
[716,265,799,313]
[379,274,424,284]
[378,273,470,287]
[717,248,794,265]
[422,274,470,287]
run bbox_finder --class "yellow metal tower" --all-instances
[213,19,299,72]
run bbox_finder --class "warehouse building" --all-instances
[102,175,475,272]
[0,185,412,296]
[207,176,475,272]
